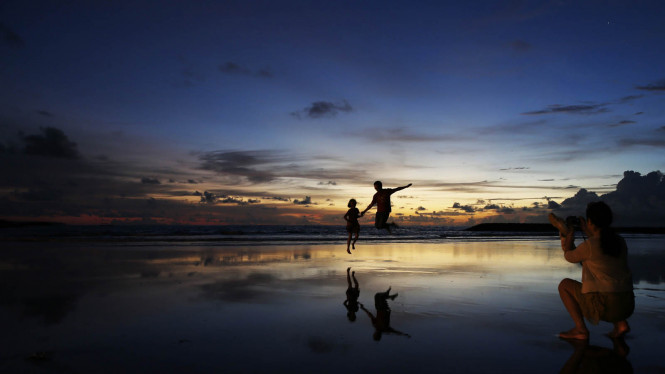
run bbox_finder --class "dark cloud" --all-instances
[0,23,24,48]
[551,171,665,227]
[264,196,290,202]
[218,62,273,78]
[292,100,352,119]
[618,138,665,148]
[547,200,561,209]
[635,79,665,91]
[13,188,63,202]
[36,110,54,117]
[194,190,258,206]
[452,202,475,213]
[318,181,337,186]
[609,120,636,128]
[294,196,313,205]
[22,127,80,159]
[256,68,274,78]
[198,150,282,183]
[499,166,529,171]
[416,206,427,211]
[197,149,365,184]
[509,39,532,52]
[218,62,251,75]
[618,95,644,103]
[521,103,609,115]
[141,177,161,184]
[195,190,224,204]
[220,196,249,205]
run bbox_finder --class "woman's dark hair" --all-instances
[586,201,622,257]
[348,199,356,208]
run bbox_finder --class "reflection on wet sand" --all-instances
[360,286,410,341]
[0,240,663,372]
[560,337,633,374]
[344,267,360,322]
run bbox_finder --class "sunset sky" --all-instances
[1,1,664,226]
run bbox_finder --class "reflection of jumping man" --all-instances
[360,287,410,341]
[360,181,412,233]
[343,267,360,322]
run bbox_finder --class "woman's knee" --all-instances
[558,278,577,294]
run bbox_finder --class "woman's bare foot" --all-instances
[609,321,631,338]
[347,248,351,254]
[558,328,589,340]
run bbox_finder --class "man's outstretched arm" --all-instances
[394,183,412,192]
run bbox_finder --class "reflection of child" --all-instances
[343,267,360,322]
[344,199,360,254]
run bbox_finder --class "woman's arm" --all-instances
[563,239,590,263]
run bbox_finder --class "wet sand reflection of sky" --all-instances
[0,239,663,372]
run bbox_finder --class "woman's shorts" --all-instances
[573,282,635,325]
[346,223,360,234]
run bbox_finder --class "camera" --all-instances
[565,216,581,227]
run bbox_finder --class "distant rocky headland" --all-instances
[0,220,65,228]
[465,223,665,234]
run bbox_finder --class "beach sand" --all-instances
[1,238,663,373]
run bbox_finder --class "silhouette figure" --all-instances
[343,267,360,322]
[559,337,632,374]
[360,287,410,341]
[549,202,634,340]
[360,181,412,233]
[344,199,361,254]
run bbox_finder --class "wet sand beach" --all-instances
[1,237,664,373]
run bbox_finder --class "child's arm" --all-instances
[361,197,376,216]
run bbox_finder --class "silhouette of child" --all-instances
[343,267,360,322]
[344,199,360,254]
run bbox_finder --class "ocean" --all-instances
[0,224,563,245]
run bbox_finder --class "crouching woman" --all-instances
[549,201,634,340]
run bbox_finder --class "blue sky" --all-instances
[1,1,664,226]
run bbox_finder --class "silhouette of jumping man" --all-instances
[360,181,412,233]
[343,267,360,322]
[360,287,410,341]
